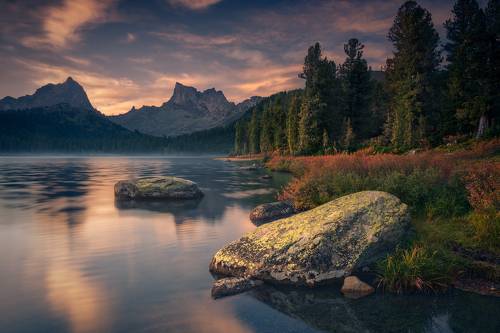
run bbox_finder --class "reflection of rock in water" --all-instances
[250,285,370,333]
[115,198,203,224]
[250,285,500,333]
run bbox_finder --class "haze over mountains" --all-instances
[110,82,262,137]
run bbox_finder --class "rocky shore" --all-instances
[210,191,410,297]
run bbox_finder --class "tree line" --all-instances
[234,0,499,155]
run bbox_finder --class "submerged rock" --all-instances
[114,176,203,200]
[240,163,259,171]
[210,191,409,286]
[341,276,375,299]
[249,201,296,224]
[211,277,263,299]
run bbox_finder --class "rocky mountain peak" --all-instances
[166,82,232,114]
[112,82,261,137]
[0,77,94,111]
[170,82,199,105]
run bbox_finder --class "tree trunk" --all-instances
[476,114,488,139]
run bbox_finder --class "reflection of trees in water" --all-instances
[250,285,500,333]
[0,162,91,226]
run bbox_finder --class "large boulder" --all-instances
[114,176,203,200]
[249,201,296,225]
[210,191,409,286]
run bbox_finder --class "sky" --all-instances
[0,0,466,115]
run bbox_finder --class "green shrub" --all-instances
[377,245,453,293]
[280,167,470,218]
[469,209,500,254]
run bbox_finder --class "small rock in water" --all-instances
[114,176,203,200]
[341,276,375,299]
[211,277,263,299]
[249,201,296,224]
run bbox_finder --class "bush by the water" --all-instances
[270,140,499,218]
[377,245,454,293]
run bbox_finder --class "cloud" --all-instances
[21,0,115,49]
[15,58,164,115]
[125,32,136,43]
[151,30,236,48]
[167,0,222,10]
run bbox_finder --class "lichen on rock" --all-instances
[249,201,296,225]
[114,176,203,200]
[210,191,410,286]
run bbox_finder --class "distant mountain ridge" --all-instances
[0,77,95,111]
[0,77,264,152]
[110,82,262,137]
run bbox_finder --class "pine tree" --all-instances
[298,42,339,153]
[299,94,322,154]
[248,109,260,154]
[484,0,500,136]
[272,98,287,153]
[286,94,301,155]
[259,105,273,152]
[386,1,441,151]
[234,121,244,155]
[341,117,355,151]
[339,38,373,143]
[444,0,490,137]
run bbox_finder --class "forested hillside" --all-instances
[234,0,499,155]
[0,104,167,152]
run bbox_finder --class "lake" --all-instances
[0,156,498,333]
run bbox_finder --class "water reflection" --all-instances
[46,264,110,333]
[0,156,498,333]
[250,285,500,333]
[115,199,203,224]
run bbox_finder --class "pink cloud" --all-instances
[21,0,115,49]
[167,0,222,10]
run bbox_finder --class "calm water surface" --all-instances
[0,156,498,333]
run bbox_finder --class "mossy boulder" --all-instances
[114,176,203,200]
[249,201,296,225]
[210,191,409,286]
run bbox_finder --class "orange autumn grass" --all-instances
[267,139,499,214]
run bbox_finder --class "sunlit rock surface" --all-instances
[114,176,203,200]
[341,276,375,299]
[210,191,409,286]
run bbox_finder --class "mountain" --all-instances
[110,82,262,137]
[0,104,167,152]
[0,77,94,111]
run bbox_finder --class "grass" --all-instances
[376,245,454,293]
[266,138,500,293]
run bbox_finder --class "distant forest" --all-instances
[234,0,499,155]
[0,105,234,153]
